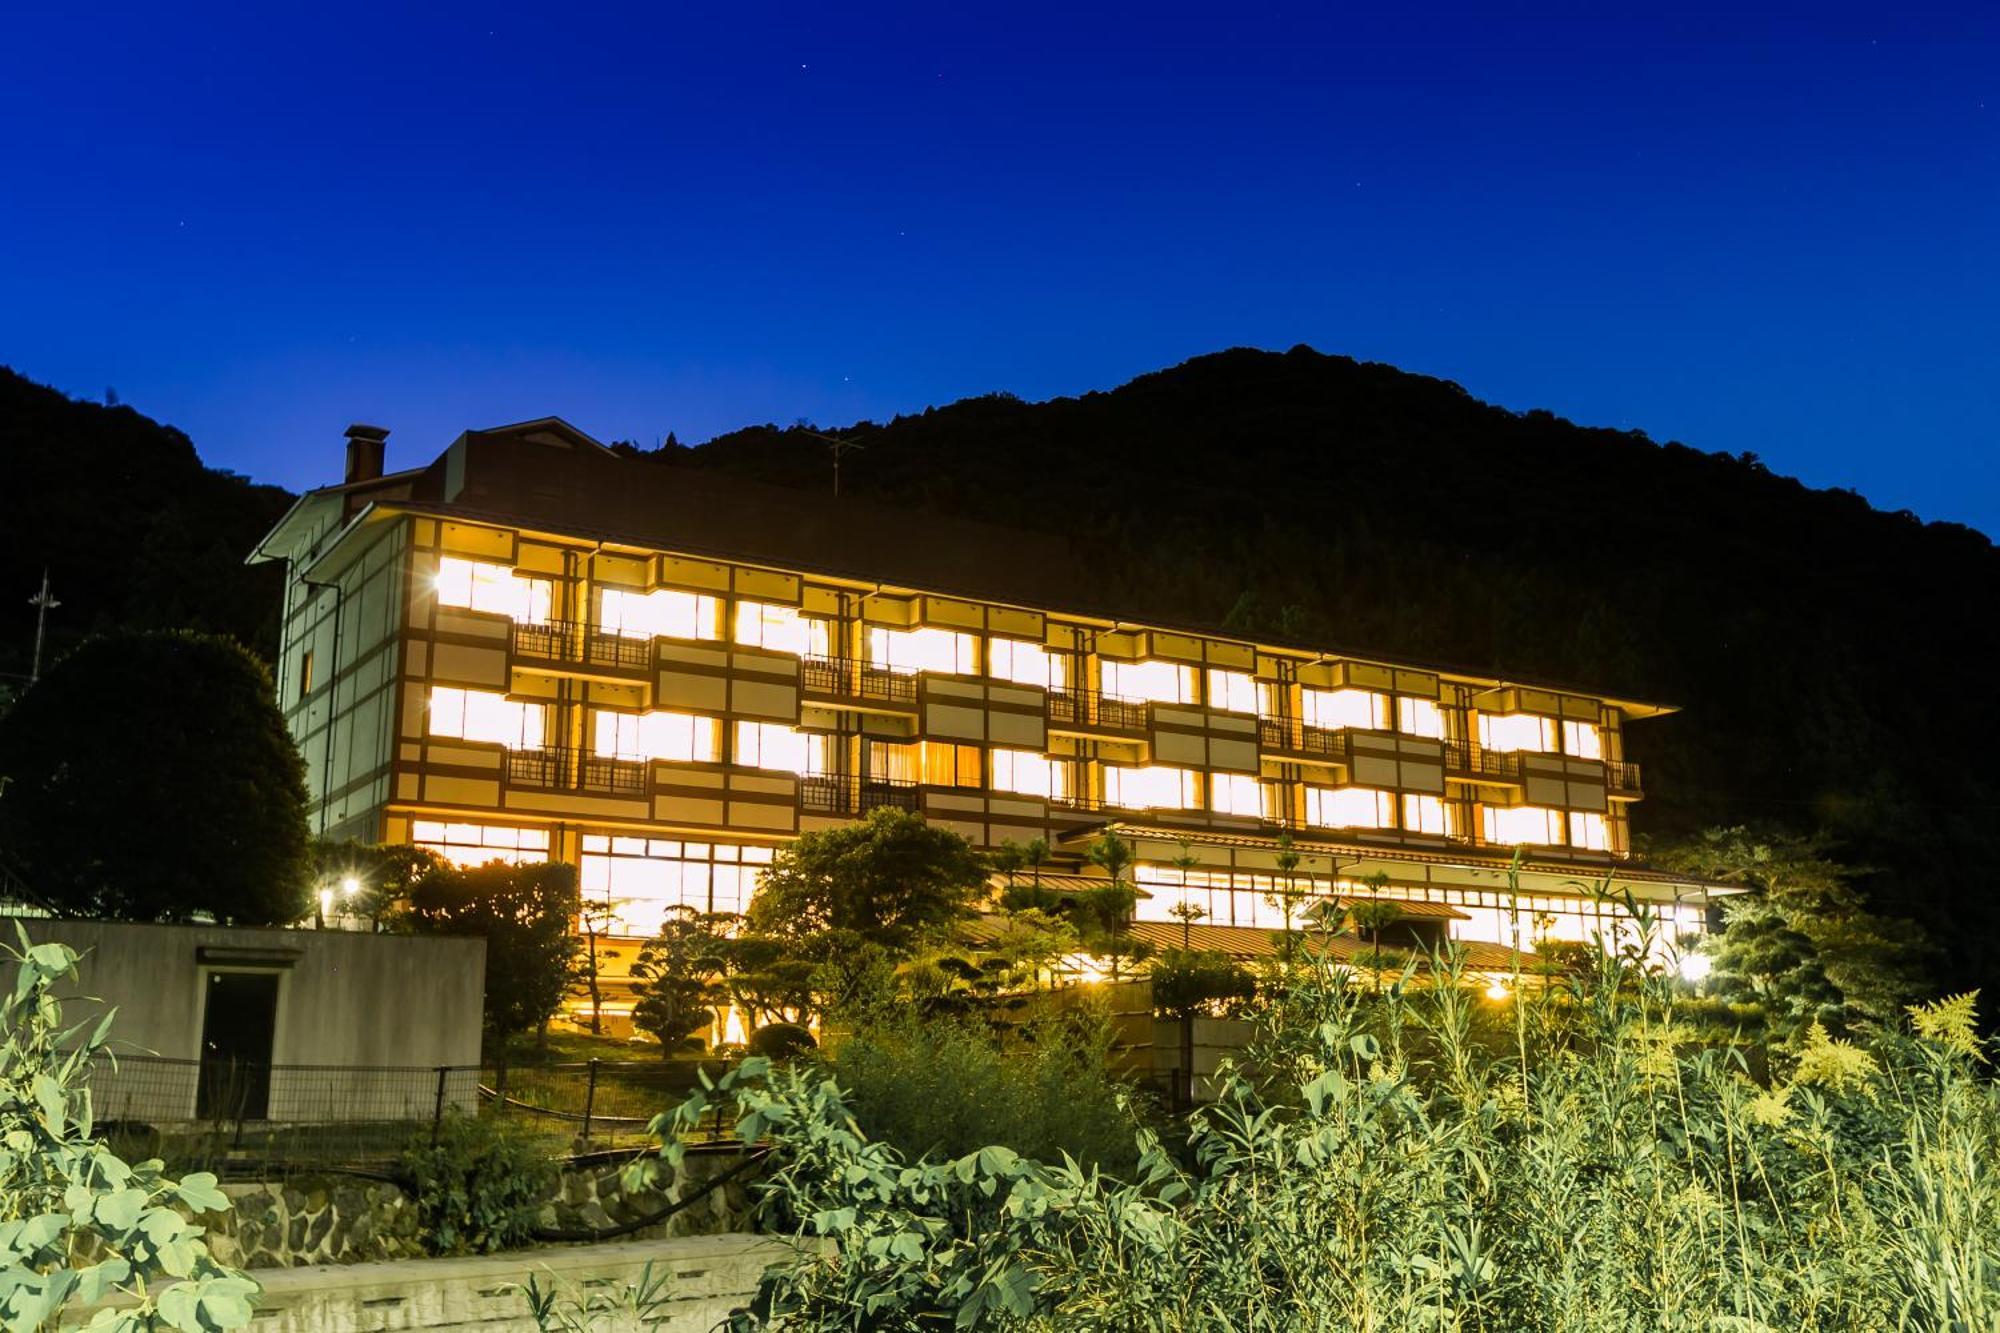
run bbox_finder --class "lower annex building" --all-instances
[250,418,1723,1031]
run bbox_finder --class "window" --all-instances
[733,721,826,775]
[1481,805,1566,845]
[1103,764,1198,810]
[1210,773,1268,817]
[593,709,721,763]
[435,557,552,624]
[867,740,919,784]
[1568,811,1610,850]
[921,741,982,788]
[1478,713,1559,754]
[1304,786,1396,829]
[1301,688,1390,731]
[868,626,978,676]
[992,748,1069,800]
[1398,696,1445,739]
[1562,719,1603,760]
[428,686,546,750]
[580,835,775,935]
[598,586,721,641]
[1100,660,1196,704]
[1402,794,1450,835]
[1257,681,1286,717]
[298,650,314,699]
[733,601,817,656]
[411,820,550,867]
[1206,669,1259,715]
[990,638,1068,690]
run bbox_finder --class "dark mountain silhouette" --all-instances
[0,368,292,688]
[649,345,1998,995]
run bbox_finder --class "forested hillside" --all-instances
[659,346,2000,993]
[0,368,292,689]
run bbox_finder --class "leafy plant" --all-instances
[407,860,583,1048]
[0,928,258,1331]
[400,1111,555,1256]
[629,906,729,1054]
[519,1260,674,1331]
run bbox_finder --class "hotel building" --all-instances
[250,418,1719,1017]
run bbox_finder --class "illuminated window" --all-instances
[411,820,550,867]
[1103,764,1198,810]
[1301,688,1390,731]
[1304,786,1396,829]
[1562,720,1603,760]
[1257,680,1286,717]
[1100,660,1196,705]
[1206,669,1258,715]
[1481,805,1566,845]
[428,686,546,750]
[598,586,721,642]
[1568,811,1610,850]
[1402,793,1450,835]
[867,740,919,784]
[580,834,775,935]
[1210,773,1268,817]
[868,626,978,676]
[1478,713,1559,754]
[435,557,553,624]
[921,741,982,788]
[593,709,721,763]
[733,601,818,656]
[990,638,1068,690]
[733,721,826,775]
[1398,696,1444,739]
[297,650,314,700]
[992,748,1069,800]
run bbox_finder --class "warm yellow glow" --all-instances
[1209,772,1268,817]
[1568,810,1611,850]
[1205,669,1258,714]
[428,685,547,750]
[733,601,819,655]
[1304,785,1396,829]
[868,740,919,784]
[1103,764,1198,810]
[598,586,722,641]
[991,748,1069,800]
[411,820,551,866]
[1100,659,1196,705]
[868,625,978,676]
[990,638,1068,690]
[1484,978,1512,1003]
[1401,793,1450,835]
[1398,696,1445,739]
[1060,952,1112,983]
[593,708,721,763]
[1302,687,1390,731]
[1481,804,1566,846]
[318,887,334,918]
[1562,719,1603,760]
[435,557,553,624]
[722,1007,748,1046]
[1478,712,1559,754]
[339,874,362,897]
[734,720,826,775]
[581,834,772,933]
[1678,950,1713,985]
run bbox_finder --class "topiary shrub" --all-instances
[747,1022,817,1062]
[399,1112,554,1256]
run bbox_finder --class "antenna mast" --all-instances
[27,569,59,683]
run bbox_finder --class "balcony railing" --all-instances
[1258,718,1353,763]
[1047,688,1150,734]
[801,655,919,706]
[799,773,921,816]
[510,620,652,673]
[1606,760,1643,794]
[505,748,647,796]
[1443,741,1523,783]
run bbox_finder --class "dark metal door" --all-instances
[196,971,279,1120]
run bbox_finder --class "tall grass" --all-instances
[655,899,1999,1331]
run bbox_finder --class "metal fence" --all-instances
[87,1054,732,1177]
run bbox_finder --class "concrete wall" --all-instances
[14,920,484,1122]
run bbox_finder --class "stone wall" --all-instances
[539,1146,758,1241]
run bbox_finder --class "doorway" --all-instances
[196,971,280,1120]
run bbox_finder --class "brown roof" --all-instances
[1124,921,1520,971]
[1333,895,1468,921]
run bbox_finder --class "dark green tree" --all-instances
[743,808,988,957]
[407,860,582,1047]
[630,906,729,1054]
[1702,892,1847,1045]
[0,631,309,923]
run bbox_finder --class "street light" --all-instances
[1678,950,1713,985]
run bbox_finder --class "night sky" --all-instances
[4,3,1995,532]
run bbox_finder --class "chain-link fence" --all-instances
[89,1054,733,1177]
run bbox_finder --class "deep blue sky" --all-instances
[4,3,1996,532]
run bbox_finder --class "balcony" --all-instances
[800,655,918,707]
[1606,760,1643,797]
[1047,688,1150,736]
[1257,718,1353,765]
[1442,741,1523,784]
[504,747,647,796]
[510,620,652,676]
[799,773,921,816]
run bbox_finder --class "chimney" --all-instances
[344,423,389,485]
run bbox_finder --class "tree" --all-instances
[309,839,441,930]
[631,906,729,1054]
[743,808,989,957]
[1701,893,1847,1045]
[1073,833,1152,980]
[407,860,581,1048]
[0,631,309,923]
[1151,946,1255,1108]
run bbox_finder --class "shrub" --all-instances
[1,928,258,1330]
[747,1022,817,1061]
[400,1112,555,1256]
[1149,948,1256,1018]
